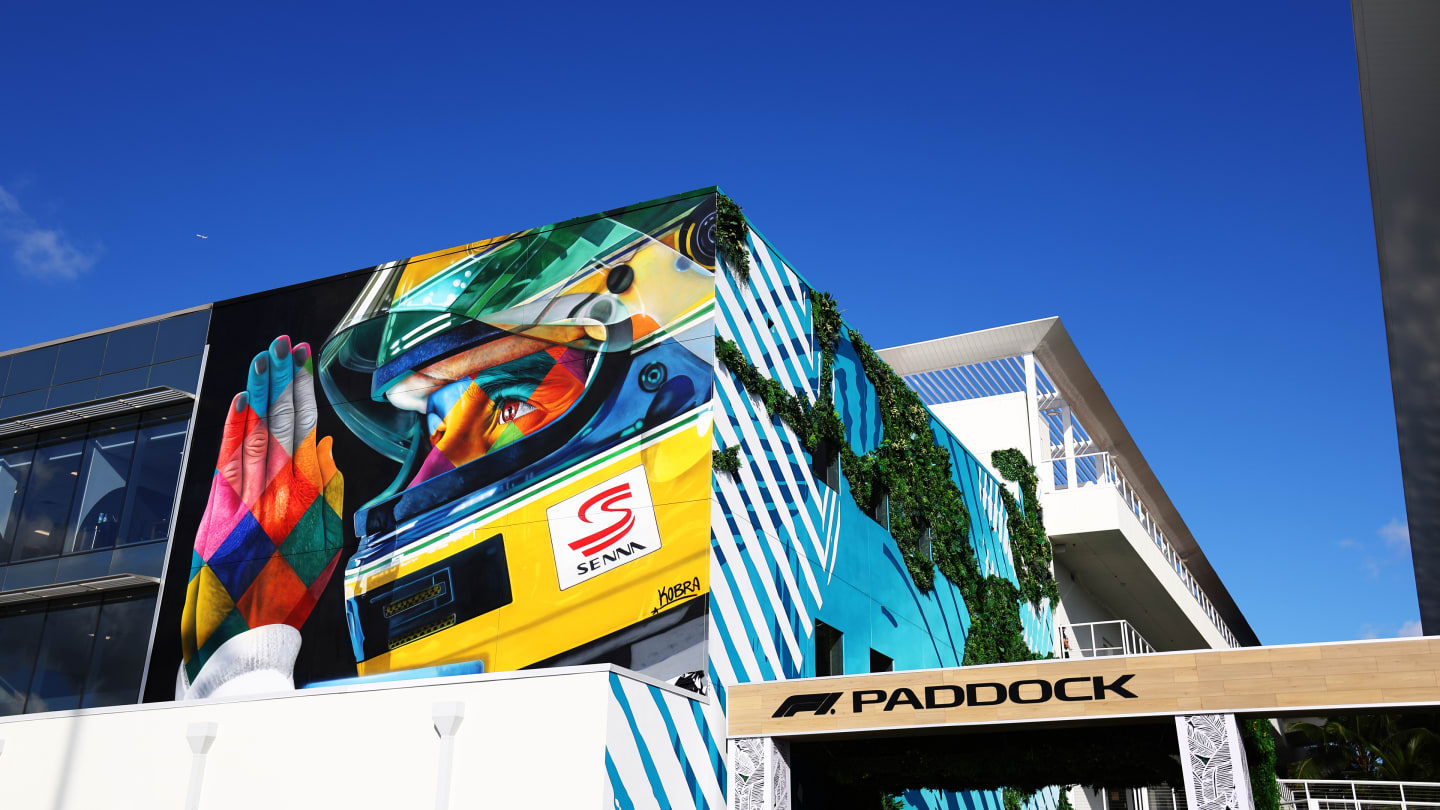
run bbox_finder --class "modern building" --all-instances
[0,189,1253,809]
[1350,0,1440,633]
[880,319,1260,810]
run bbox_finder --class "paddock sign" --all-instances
[728,638,1440,738]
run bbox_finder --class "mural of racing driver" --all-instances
[177,195,718,699]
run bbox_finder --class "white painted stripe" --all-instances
[707,522,773,681]
[719,269,804,399]
[715,272,787,391]
[607,702,664,810]
[716,373,826,565]
[712,377,822,605]
[712,406,819,613]
[713,478,805,667]
[730,251,807,391]
[720,374,826,565]
[621,679,699,809]
[706,616,739,690]
[661,689,727,809]
[749,239,813,387]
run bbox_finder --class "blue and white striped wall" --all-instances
[601,219,1057,808]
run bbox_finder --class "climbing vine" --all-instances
[713,445,741,475]
[1242,719,1282,810]
[715,193,751,282]
[716,292,1059,666]
[709,202,1059,669]
[992,449,1060,606]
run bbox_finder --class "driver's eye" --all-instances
[497,398,537,425]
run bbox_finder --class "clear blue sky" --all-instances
[1,0,1410,644]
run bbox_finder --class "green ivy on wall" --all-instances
[714,250,1060,665]
[1241,719,1282,810]
[1003,788,1031,810]
[715,193,752,282]
[992,449,1061,606]
[713,445,741,475]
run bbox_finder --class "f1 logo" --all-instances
[548,466,663,591]
[771,692,844,718]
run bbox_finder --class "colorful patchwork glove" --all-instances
[178,336,345,699]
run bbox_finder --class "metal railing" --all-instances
[1060,620,1156,658]
[1050,449,1238,649]
[1278,780,1440,810]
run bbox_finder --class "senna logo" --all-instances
[770,675,1137,718]
[548,466,663,591]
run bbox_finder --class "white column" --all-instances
[184,721,218,810]
[432,701,465,810]
[1024,354,1053,492]
[1061,404,1077,488]
[1176,714,1254,810]
[729,737,792,810]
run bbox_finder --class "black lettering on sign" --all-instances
[1055,677,1093,701]
[884,688,924,711]
[1093,674,1137,700]
[1007,679,1053,704]
[924,685,964,709]
[853,690,887,712]
[967,682,1007,706]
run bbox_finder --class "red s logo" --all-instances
[568,483,635,557]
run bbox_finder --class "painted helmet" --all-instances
[318,202,716,536]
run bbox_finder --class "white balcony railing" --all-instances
[1060,620,1156,658]
[1052,449,1238,649]
[1279,780,1440,810]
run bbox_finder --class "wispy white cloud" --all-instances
[1359,619,1423,639]
[0,184,99,280]
[1338,518,1413,578]
[1379,517,1410,551]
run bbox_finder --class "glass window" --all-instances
[815,620,843,677]
[95,368,152,399]
[46,378,99,409]
[870,649,894,673]
[4,347,57,395]
[147,355,203,393]
[55,550,114,582]
[11,428,86,561]
[0,436,36,563]
[24,597,100,713]
[81,590,157,708]
[0,389,49,419]
[68,416,139,554]
[152,311,210,364]
[52,335,106,385]
[0,356,12,395]
[119,407,190,545]
[0,604,45,715]
[1,558,58,590]
[109,541,166,577]
[101,323,158,374]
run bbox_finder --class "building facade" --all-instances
[0,189,1250,809]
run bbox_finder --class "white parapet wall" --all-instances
[0,664,693,810]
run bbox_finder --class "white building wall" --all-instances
[928,392,1033,473]
[1052,558,1120,626]
[0,667,628,810]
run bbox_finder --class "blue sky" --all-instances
[0,0,1411,644]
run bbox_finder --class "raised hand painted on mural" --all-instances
[178,336,344,699]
